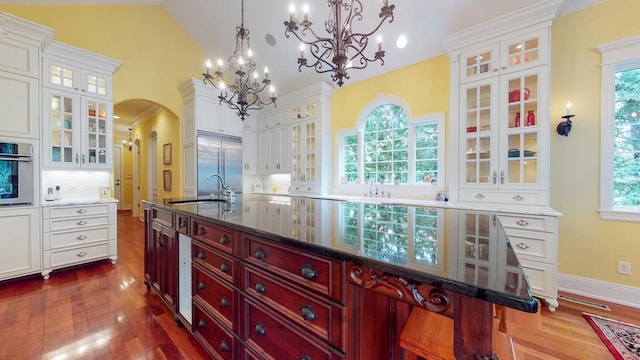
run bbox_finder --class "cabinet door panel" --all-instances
[0,71,38,138]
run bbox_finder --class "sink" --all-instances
[166,198,228,205]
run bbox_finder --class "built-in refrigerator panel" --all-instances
[197,132,242,197]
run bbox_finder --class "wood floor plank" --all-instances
[0,212,637,360]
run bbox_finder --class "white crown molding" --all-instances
[558,273,640,309]
[43,40,121,74]
[0,12,54,48]
[443,0,564,56]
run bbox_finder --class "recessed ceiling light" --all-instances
[113,115,120,119]
[265,33,276,46]
[396,35,407,49]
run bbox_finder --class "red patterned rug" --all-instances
[582,312,640,360]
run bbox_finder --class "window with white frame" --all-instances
[599,36,640,222]
[339,103,443,186]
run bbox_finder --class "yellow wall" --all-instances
[549,0,640,287]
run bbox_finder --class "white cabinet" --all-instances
[0,207,41,281]
[41,42,120,169]
[445,1,560,208]
[291,120,321,193]
[258,125,291,174]
[242,129,258,174]
[258,200,291,235]
[42,202,117,279]
[290,197,328,245]
[0,13,50,139]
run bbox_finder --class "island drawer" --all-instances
[151,207,174,228]
[242,234,345,304]
[193,264,238,331]
[241,263,346,350]
[498,215,555,233]
[176,214,190,235]
[192,304,238,360]
[192,219,236,255]
[193,239,237,284]
[241,296,345,360]
[507,229,555,264]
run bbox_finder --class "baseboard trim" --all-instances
[558,273,640,309]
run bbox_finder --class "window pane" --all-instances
[415,123,439,183]
[363,104,408,184]
[613,67,640,206]
[342,134,359,182]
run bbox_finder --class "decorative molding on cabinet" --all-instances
[42,41,121,76]
[0,12,54,50]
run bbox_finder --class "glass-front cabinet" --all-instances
[291,120,319,193]
[456,29,550,206]
[42,43,119,169]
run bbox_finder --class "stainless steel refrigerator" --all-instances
[197,132,242,197]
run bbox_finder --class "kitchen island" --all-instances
[143,194,538,359]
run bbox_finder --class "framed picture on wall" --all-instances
[163,170,172,191]
[163,143,172,165]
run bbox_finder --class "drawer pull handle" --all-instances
[254,247,267,260]
[299,357,311,360]
[77,235,87,240]
[198,281,206,290]
[516,243,530,250]
[77,220,87,226]
[300,304,318,321]
[198,226,206,236]
[220,262,229,273]
[513,195,525,201]
[198,319,206,328]
[220,296,229,308]
[76,209,87,214]
[475,193,485,199]
[157,234,164,248]
[77,252,88,257]
[516,220,529,226]
[299,263,318,280]
[220,235,229,245]
[220,340,230,352]
[255,281,267,294]
[198,251,206,260]
[255,322,267,336]
[179,219,187,229]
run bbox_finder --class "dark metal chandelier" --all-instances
[284,0,396,87]
[203,0,276,121]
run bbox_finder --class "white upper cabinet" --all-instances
[41,42,120,169]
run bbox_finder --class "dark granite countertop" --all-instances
[144,194,538,313]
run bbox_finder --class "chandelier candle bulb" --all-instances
[566,101,572,115]
[377,35,383,51]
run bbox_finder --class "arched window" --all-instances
[340,102,443,187]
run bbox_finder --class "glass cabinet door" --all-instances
[48,92,78,166]
[85,99,109,166]
[291,124,302,181]
[501,67,547,188]
[500,30,547,74]
[459,212,498,288]
[461,79,498,186]
[304,121,317,185]
[459,44,500,83]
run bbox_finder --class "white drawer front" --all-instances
[519,260,556,299]
[459,189,547,206]
[499,215,555,233]
[44,227,112,250]
[44,204,113,219]
[44,241,115,269]
[506,229,555,264]
[45,214,112,232]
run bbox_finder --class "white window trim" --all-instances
[598,35,640,223]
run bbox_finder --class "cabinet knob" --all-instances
[198,319,206,328]
[198,226,206,236]
[77,220,87,226]
[179,219,187,228]
[512,195,525,201]
[255,280,267,294]
[475,193,485,199]
[299,263,318,280]
[76,251,88,258]
[220,340,230,352]
[255,322,267,336]
[220,262,229,273]
[198,251,206,260]
[198,281,206,290]
[220,296,229,308]
[254,247,267,260]
[157,234,164,248]
[76,235,87,240]
[516,242,530,250]
[76,209,87,214]
[516,219,529,227]
[300,304,318,321]
[220,235,229,245]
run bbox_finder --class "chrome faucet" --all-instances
[204,173,235,202]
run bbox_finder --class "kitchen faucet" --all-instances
[204,173,235,203]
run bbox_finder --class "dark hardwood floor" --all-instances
[0,211,638,359]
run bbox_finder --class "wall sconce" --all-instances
[557,101,575,136]
[123,128,133,151]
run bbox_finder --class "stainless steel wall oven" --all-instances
[0,141,34,205]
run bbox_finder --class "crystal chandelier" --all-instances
[284,0,396,87]
[203,0,276,121]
